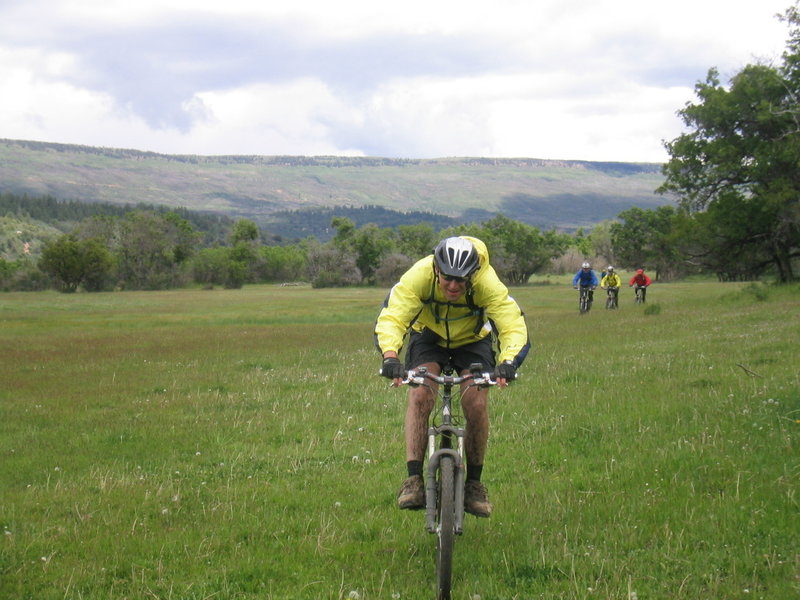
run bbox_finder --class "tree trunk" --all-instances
[772,241,796,283]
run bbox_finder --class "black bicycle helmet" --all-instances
[433,237,479,278]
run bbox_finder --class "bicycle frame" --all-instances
[605,287,618,309]
[402,363,496,599]
[578,285,593,313]
[424,372,467,535]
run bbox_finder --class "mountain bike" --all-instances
[604,287,619,309]
[577,285,593,314]
[633,285,646,304]
[401,363,497,600]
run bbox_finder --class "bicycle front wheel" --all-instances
[436,455,456,600]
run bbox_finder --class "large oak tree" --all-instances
[658,5,800,282]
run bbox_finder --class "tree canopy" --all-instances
[658,5,800,282]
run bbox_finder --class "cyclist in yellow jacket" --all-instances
[375,236,530,517]
[600,266,622,309]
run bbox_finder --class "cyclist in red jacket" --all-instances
[628,269,652,302]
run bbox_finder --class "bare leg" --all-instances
[404,361,439,462]
[460,382,489,467]
[460,379,494,516]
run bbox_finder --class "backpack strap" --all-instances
[421,271,485,334]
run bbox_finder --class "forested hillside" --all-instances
[0,138,669,235]
[0,193,235,245]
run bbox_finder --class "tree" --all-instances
[259,244,308,282]
[116,211,199,289]
[191,247,247,289]
[0,258,15,290]
[351,224,395,284]
[439,216,570,284]
[306,242,362,288]
[589,220,616,265]
[230,219,260,245]
[658,8,800,282]
[330,216,357,249]
[80,238,116,291]
[163,211,200,265]
[610,206,680,280]
[572,228,593,258]
[39,234,113,292]
[375,252,414,286]
[396,223,438,258]
[329,217,394,284]
[668,202,767,281]
[480,215,571,284]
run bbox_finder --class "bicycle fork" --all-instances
[425,425,466,535]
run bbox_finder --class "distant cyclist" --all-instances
[572,262,599,308]
[629,269,652,302]
[600,266,621,308]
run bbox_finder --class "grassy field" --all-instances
[0,280,797,599]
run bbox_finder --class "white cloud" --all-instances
[186,79,366,156]
[0,0,792,161]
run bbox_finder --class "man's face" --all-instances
[436,270,467,301]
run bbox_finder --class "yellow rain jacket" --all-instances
[600,272,622,288]
[374,237,530,366]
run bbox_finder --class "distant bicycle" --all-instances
[633,285,646,304]
[576,285,594,314]
[604,287,619,309]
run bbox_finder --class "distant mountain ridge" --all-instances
[0,138,671,234]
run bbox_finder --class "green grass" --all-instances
[0,281,798,599]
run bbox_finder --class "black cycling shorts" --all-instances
[404,329,496,373]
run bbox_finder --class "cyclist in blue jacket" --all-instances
[572,261,599,308]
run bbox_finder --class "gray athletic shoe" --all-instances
[397,474,425,510]
[464,480,493,517]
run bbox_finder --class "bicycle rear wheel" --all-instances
[436,455,456,600]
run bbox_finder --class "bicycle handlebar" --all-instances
[401,366,498,388]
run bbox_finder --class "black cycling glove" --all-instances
[494,361,517,381]
[380,357,404,380]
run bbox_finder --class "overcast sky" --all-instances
[0,0,791,162]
